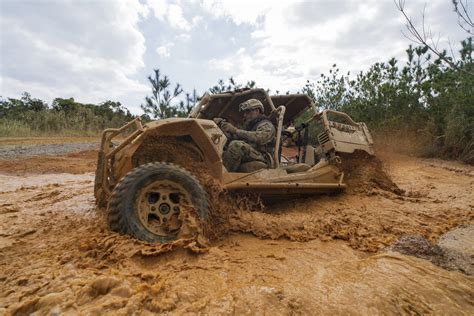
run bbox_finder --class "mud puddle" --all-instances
[388,224,474,275]
[0,153,473,314]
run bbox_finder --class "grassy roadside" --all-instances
[0,136,101,146]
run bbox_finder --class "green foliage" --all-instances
[1,38,471,164]
[209,77,256,93]
[140,69,193,119]
[302,37,473,163]
[0,93,134,137]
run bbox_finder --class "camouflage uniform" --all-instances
[222,116,276,172]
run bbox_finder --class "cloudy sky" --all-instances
[0,0,470,114]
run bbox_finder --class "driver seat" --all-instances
[237,106,285,173]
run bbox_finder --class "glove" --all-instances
[213,118,224,125]
[220,121,237,135]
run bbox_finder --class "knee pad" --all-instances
[227,140,246,153]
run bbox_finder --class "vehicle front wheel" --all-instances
[107,162,209,243]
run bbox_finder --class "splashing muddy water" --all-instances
[0,150,473,314]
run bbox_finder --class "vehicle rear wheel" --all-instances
[107,162,209,243]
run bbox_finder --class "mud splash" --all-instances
[229,155,473,252]
[123,137,250,244]
[1,143,473,314]
[342,152,404,195]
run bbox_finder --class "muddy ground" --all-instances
[0,138,473,315]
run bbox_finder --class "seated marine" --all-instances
[215,99,276,172]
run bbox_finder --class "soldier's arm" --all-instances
[234,122,275,145]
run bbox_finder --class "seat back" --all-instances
[268,105,286,168]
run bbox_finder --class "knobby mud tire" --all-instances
[107,162,209,243]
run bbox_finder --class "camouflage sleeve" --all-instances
[234,121,276,145]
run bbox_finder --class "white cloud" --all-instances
[207,0,469,93]
[1,0,469,115]
[167,4,191,30]
[157,46,170,58]
[177,33,191,41]
[157,43,175,58]
[147,0,192,31]
[201,0,271,25]
[147,0,168,20]
[192,15,203,26]
[0,0,149,107]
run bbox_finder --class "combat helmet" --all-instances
[239,99,264,113]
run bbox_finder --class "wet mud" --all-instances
[231,155,473,252]
[387,227,474,275]
[126,137,238,243]
[342,152,404,195]
[0,141,473,314]
[0,150,98,175]
[0,137,100,175]
[0,142,98,159]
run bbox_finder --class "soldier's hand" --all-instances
[220,121,237,135]
[213,118,224,125]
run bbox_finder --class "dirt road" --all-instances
[0,140,473,315]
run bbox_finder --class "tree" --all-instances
[209,77,256,93]
[21,92,48,112]
[98,100,132,118]
[1,91,136,136]
[140,69,184,119]
[0,92,48,118]
[453,0,473,35]
[302,64,351,111]
[395,0,474,76]
[52,97,78,114]
[178,89,198,117]
[302,37,472,162]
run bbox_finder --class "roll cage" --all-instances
[189,88,374,167]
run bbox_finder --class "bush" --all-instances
[0,94,134,136]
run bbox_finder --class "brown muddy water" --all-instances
[0,149,473,315]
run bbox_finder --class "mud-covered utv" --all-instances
[95,88,374,243]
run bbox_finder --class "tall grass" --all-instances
[0,99,134,137]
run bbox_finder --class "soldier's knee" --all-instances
[227,140,246,153]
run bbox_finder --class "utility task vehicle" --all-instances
[95,88,374,242]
